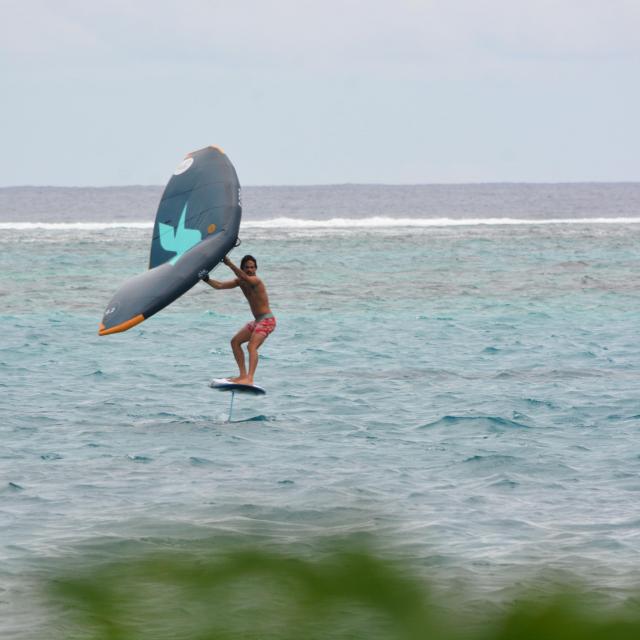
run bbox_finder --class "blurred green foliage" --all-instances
[48,541,640,640]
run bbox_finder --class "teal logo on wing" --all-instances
[158,203,202,265]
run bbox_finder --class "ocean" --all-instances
[1,183,640,637]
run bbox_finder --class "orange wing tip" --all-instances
[186,146,224,158]
[98,314,145,336]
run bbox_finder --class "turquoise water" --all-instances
[2,195,640,635]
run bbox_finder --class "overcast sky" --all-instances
[2,0,639,186]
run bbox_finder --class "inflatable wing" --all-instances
[99,146,241,335]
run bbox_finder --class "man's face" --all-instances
[243,260,257,276]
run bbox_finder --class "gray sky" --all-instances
[2,0,639,186]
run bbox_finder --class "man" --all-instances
[199,255,275,386]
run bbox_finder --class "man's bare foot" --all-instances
[232,376,253,386]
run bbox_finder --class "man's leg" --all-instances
[236,332,268,385]
[229,326,252,381]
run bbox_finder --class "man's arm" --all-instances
[199,270,238,289]
[206,279,239,290]
[223,256,260,285]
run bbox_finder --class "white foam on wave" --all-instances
[242,216,640,228]
[1,217,639,232]
[0,222,153,230]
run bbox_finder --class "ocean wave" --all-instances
[1,216,640,232]
[245,216,640,228]
[418,415,531,430]
[0,222,152,230]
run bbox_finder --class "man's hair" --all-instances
[241,255,257,270]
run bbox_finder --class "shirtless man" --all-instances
[199,255,275,386]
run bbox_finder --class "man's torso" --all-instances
[239,279,271,318]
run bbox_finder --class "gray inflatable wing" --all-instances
[99,146,241,335]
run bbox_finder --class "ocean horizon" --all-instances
[2,182,639,223]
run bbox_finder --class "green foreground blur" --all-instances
[49,542,640,640]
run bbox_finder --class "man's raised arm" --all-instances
[223,256,260,285]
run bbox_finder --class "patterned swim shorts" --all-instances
[245,314,276,337]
